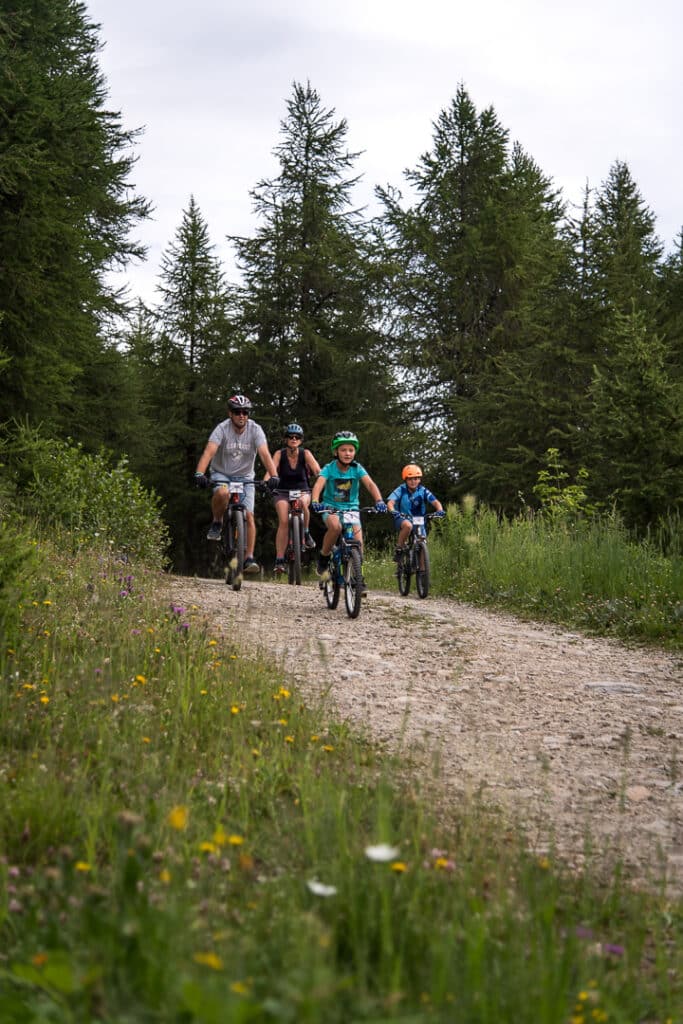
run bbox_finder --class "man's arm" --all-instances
[196,441,219,475]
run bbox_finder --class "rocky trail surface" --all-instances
[163,574,683,892]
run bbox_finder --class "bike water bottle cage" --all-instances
[331,431,359,454]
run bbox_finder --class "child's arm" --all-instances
[361,474,385,507]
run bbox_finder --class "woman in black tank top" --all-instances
[267,423,322,572]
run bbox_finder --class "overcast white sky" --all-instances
[86,0,682,306]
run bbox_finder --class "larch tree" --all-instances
[0,0,150,435]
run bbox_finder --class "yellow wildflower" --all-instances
[193,952,223,971]
[167,805,189,830]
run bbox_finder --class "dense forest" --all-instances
[1,0,681,572]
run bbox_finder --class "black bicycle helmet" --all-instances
[227,394,253,412]
[284,422,304,437]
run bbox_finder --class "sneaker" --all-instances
[243,557,260,574]
[393,547,403,563]
[206,521,222,541]
[304,532,316,550]
[274,558,286,575]
[316,554,330,576]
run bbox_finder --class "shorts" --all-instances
[210,475,255,513]
[273,489,310,504]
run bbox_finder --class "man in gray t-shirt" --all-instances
[194,394,279,573]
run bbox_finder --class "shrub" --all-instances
[6,426,169,567]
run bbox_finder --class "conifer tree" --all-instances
[0,0,150,434]
[229,81,409,483]
[587,306,682,529]
[378,87,569,505]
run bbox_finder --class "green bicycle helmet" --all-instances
[331,430,359,454]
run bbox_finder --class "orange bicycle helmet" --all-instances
[402,464,423,480]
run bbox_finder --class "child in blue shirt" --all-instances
[311,431,387,579]
[387,464,445,559]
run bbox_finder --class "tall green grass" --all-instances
[368,499,683,647]
[1,521,681,1022]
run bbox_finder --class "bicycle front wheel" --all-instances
[289,514,302,585]
[414,540,430,599]
[344,547,363,619]
[323,568,340,609]
[397,547,411,596]
[229,508,246,591]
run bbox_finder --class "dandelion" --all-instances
[307,879,337,897]
[227,834,244,846]
[135,674,147,684]
[193,952,223,971]
[230,705,240,715]
[391,861,407,872]
[538,856,550,870]
[310,734,319,742]
[213,826,228,846]
[251,748,260,757]
[322,744,334,752]
[285,735,294,743]
[278,718,287,726]
[40,695,49,705]
[42,600,52,606]
[75,861,91,872]
[199,841,219,854]
[208,639,217,647]
[433,856,455,872]
[279,686,291,698]
[111,694,119,703]
[159,869,171,885]
[167,805,189,831]
[365,844,399,862]
[230,980,250,995]
[200,689,208,695]
[142,736,151,744]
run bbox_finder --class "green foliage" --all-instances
[1,539,681,1021]
[586,307,682,530]
[0,0,150,435]
[6,426,168,566]
[532,448,595,524]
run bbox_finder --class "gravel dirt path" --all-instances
[163,574,683,892]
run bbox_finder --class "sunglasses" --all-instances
[232,410,249,417]
[286,433,302,440]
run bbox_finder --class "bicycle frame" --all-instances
[285,488,306,585]
[396,512,438,600]
[315,506,378,619]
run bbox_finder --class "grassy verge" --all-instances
[1,526,681,1022]
[365,501,683,648]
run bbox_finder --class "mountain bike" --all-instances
[396,512,442,599]
[216,478,266,591]
[315,507,381,619]
[283,488,308,585]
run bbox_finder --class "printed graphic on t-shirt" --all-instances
[332,478,352,504]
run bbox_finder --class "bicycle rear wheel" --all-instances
[397,547,411,596]
[288,514,302,585]
[344,547,363,618]
[228,508,245,591]
[414,539,430,599]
